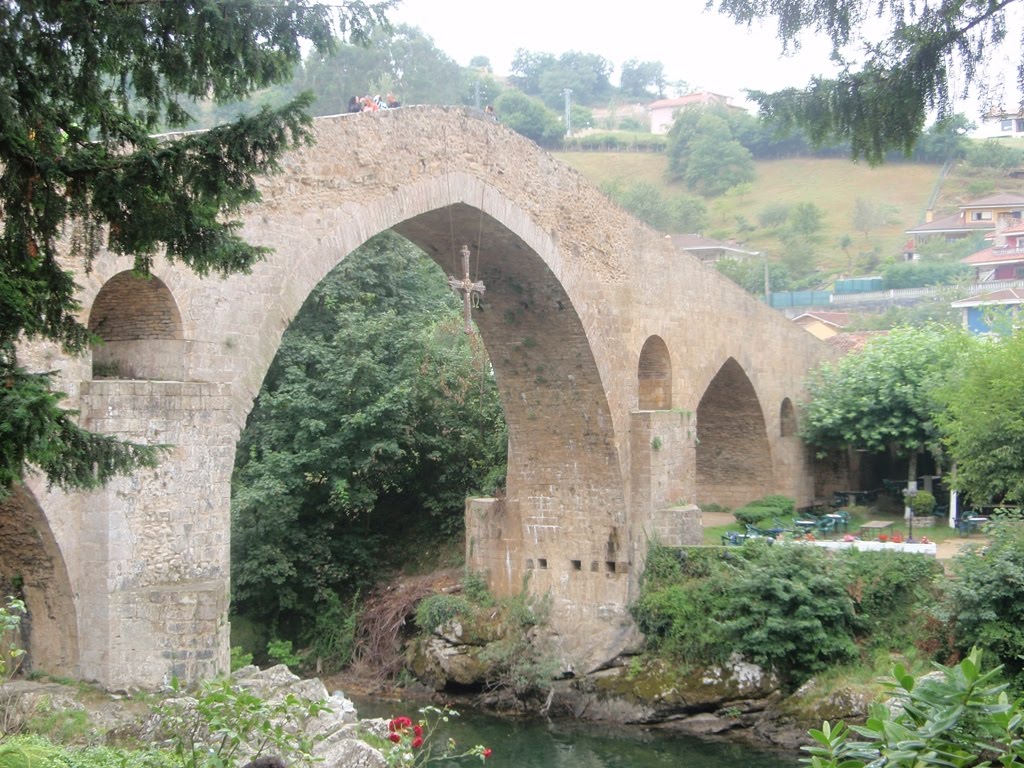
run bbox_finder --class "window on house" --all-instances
[1002,119,1014,131]
[971,211,993,221]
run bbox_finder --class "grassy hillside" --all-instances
[554,151,942,281]
[554,149,1024,288]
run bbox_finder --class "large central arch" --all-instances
[12,107,831,687]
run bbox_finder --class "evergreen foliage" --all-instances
[713,0,1020,163]
[0,0,392,495]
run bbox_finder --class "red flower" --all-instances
[389,732,401,743]
[483,748,493,758]
[412,737,424,749]
[413,724,423,738]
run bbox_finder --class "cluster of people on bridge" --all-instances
[347,93,400,113]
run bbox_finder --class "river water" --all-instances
[351,696,801,767]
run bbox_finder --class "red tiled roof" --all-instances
[826,331,887,355]
[648,92,733,110]
[793,311,851,328]
[952,287,1024,308]
[961,246,1024,266]
[906,212,990,235]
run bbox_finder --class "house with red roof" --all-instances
[960,222,1024,281]
[648,91,744,134]
[791,311,850,340]
[906,193,1024,244]
[951,287,1024,334]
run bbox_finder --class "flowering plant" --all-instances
[890,532,904,543]
[878,534,889,542]
[842,534,855,542]
[383,706,491,766]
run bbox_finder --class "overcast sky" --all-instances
[390,0,1023,117]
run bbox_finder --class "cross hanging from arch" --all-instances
[447,245,486,334]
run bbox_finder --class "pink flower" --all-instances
[389,733,401,743]
[412,737,423,749]
[413,724,423,738]
[484,748,493,758]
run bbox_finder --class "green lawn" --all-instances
[702,503,971,547]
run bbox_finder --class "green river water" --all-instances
[352,697,801,767]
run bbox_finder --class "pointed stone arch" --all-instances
[0,487,79,676]
[780,397,798,437]
[696,358,772,508]
[88,271,184,380]
[637,335,672,410]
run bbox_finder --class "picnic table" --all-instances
[859,520,894,539]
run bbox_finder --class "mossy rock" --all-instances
[592,657,779,713]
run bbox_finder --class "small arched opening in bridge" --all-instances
[88,271,184,380]
[780,397,797,437]
[0,487,79,676]
[637,335,672,410]
[695,358,772,508]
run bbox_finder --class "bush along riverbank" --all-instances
[403,525,1024,748]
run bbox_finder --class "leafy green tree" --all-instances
[601,181,708,233]
[800,326,969,489]
[538,51,614,108]
[945,522,1024,689]
[231,234,506,633]
[852,197,899,240]
[712,0,1020,163]
[666,108,755,195]
[508,48,556,96]
[493,90,563,145]
[937,331,1024,505]
[911,114,974,162]
[0,0,392,496]
[620,59,667,99]
[715,257,791,295]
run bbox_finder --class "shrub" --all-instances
[804,649,1024,768]
[754,495,796,515]
[414,594,471,633]
[909,490,936,517]
[722,544,859,686]
[154,677,327,768]
[840,550,944,649]
[732,506,777,526]
[946,521,1024,689]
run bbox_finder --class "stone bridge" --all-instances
[4,106,831,689]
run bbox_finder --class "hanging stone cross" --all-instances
[447,245,486,334]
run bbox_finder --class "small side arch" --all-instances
[88,271,185,380]
[780,397,798,437]
[637,335,672,410]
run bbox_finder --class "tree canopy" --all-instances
[800,326,970,482]
[0,0,392,495]
[937,328,1024,505]
[712,0,1021,163]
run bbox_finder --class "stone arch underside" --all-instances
[638,335,672,410]
[88,271,184,380]
[695,358,773,509]
[0,487,79,676]
[391,204,626,596]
